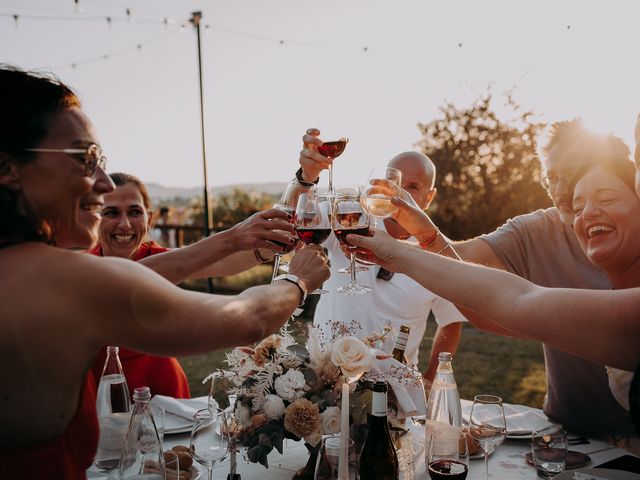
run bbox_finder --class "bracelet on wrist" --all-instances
[295,167,319,187]
[419,229,440,250]
[253,249,271,264]
[434,242,453,255]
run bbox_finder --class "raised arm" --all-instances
[138,208,293,283]
[348,230,640,371]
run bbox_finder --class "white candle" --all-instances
[338,381,350,480]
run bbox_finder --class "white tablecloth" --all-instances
[87,397,637,480]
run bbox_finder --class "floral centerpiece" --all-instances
[207,321,425,475]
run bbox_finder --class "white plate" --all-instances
[555,468,640,480]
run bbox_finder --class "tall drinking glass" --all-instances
[190,408,229,480]
[531,425,567,478]
[468,394,506,480]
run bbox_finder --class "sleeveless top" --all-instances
[87,241,191,399]
[0,372,99,479]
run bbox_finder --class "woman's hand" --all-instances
[226,208,296,253]
[299,128,332,183]
[346,229,410,272]
[288,244,331,293]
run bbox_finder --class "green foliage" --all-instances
[210,188,275,229]
[418,94,552,240]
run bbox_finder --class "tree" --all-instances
[210,188,275,229]
[417,94,552,240]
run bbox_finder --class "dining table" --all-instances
[86,396,639,480]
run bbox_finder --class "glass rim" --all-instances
[473,394,503,403]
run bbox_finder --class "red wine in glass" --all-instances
[317,138,348,193]
[295,227,331,245]
[428,460,468,480]
[270,238,298,254]
[334,226,370,253]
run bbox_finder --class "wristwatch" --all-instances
[273,273,308,308]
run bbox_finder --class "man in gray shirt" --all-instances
[447,120,634,435]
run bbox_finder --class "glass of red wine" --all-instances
[294,189,331,294]
[426,425,469,480]
[270,180,305,282]
[317,137,348,194]
[331,189,372,295]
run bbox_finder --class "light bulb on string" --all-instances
[13,14,19,28]
[180,22,187,34]
[164,17,168,31]
[125,8,132,23]
[106,16,112,30]
[204,24,211,35]
[74,0,81,13]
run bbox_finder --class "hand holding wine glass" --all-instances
[270,180,307,281]
[363,166,402,224]
[468,394,506,480]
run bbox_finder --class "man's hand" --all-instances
[299,128,332,183]
[226,208,296,254]
[389,192,438,242]
[288,244,331,293]
[346,229,408,272]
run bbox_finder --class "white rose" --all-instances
[263,394,285,420]
[331,336,372,379]
[274,369,307,401]
[320,406,341,435]
[235,403,252,427]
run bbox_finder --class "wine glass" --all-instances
[426,425,469,480]
[468,394,506,480]
[294,188,331,294]
[317,137,348,194]
[331,189,371,295]
[362,166,402,227]
[314,434,358,480]
[531,424,567,478]
[190,408,230,480]
[270,180,307,281]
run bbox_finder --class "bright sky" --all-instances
[2,0,639,188]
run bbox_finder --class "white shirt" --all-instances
[313,226,466,365]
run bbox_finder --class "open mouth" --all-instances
[112,234,135,243]
[587,224,615,239]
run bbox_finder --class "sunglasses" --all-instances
[24,143,107,177]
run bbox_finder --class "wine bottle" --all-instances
[359,381,399,480]
[391,325,411,364]
[425,352,463,468]
[95,346,131,470]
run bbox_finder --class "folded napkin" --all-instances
[461,399,553,435]
[572,473,608,480]
[370,356,427,418]
[151,395,209,434]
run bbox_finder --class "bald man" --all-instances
[294,129,466,386]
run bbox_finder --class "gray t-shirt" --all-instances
[480,207,635,435]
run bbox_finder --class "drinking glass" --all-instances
[363,166,402,227]
[317,137,348,194]
[190,408,229,480]
[314,435,358,480]
[270,180,306,280]
[426,425,469,480]
[531,425,567,478]
[468,394,506,480]
[331,189,371,295]
[294,188,331,294]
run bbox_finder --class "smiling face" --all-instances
[99,182,152,259]
[573,165,640,277]
[16,107,114,248]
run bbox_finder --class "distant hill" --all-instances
[146,182,287,202]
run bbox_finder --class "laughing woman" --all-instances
[0,66,329,478]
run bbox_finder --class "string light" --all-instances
[12,13,18,28]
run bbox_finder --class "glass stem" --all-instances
[484,451,489,480]
[328,163,333,193]
[271,254,282,282]
[208,465,213,480]
[349,252,357,285]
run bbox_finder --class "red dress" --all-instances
[0,372,99,479]
[88,241,191,399]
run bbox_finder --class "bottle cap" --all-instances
[133,386,151,402]
[438,352,452,362]
[106,345,119,354]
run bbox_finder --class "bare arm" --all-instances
[422,322,462,384]
[138,209,292,283]
[348,230,640,371]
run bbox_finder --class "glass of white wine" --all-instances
[362,166,402,227]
